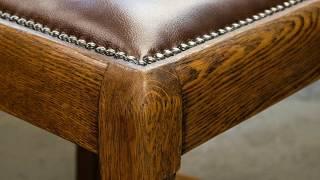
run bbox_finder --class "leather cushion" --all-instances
[0,0,286,58]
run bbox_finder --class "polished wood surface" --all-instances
[98,64,183,179]
[0,1,320,179]
[1,1,319,156]
[175,0,320,153]
[76,147,198,180]
[0,22,108,153]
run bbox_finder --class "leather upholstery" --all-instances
[0,0,286,58]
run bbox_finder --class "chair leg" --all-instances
[76,146,179,180]
[98,65,183,180]
[76,146,99,180]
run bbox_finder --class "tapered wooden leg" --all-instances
[76,146,99,180]
[98,64,183,180]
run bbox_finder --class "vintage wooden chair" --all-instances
[0,0,319,179]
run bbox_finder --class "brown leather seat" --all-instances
[0,0,290,64]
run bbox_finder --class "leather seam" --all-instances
[0,0,305,66]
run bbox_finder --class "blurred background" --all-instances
[0,81,319,180]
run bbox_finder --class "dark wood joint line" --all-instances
[98,63,183,179]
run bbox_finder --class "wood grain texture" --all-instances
[0,22,108,153]
[174,0,320,153]
[0,0,319,170]
[99,64,183,179]
[76,146,196,180]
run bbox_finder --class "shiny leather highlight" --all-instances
[0,0,287,57]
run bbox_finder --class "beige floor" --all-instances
[0,81,319,180]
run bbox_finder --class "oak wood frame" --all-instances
[0,0,320,179]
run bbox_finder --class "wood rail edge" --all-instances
[175,0,320,153]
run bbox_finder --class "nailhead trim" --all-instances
[0,0,305,66]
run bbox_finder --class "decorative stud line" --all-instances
[142,0,305,65]
[0,0,305,66]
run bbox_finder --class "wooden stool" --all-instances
[0,0,319,179]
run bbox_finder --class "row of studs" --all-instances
[142,0,305,64]
[0,0,304,66]
[0,10,144,65]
